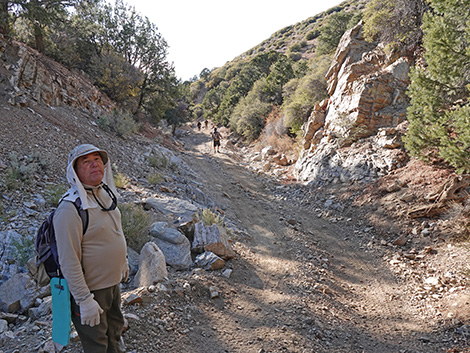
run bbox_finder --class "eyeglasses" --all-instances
[89,183,117,211]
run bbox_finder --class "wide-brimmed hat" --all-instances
[68,144,109,166]
[64,143,116,210]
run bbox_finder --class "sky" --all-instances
[124,0,344,81]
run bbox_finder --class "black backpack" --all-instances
[35,198,88,278]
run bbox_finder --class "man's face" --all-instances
[75,152,104,186]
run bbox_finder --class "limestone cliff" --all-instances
[295,22,410,185]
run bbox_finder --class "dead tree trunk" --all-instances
[408,175,470,218]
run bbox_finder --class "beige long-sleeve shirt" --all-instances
[53,185,127,304]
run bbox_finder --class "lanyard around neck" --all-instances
[86,183,117,211]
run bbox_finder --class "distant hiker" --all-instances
[54,144,128,353]
[204,120,208,129]
[211,127,222,153]
[197,121,201,130]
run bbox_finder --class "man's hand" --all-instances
[79,295,103,327]
[122,263,129,283]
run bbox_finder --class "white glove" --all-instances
[79,295,103,327]
[122,264,129,283]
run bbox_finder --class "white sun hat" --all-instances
[62,144,117,209]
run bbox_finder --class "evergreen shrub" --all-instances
[119,202,153,252]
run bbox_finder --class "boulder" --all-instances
[0,319,7,333]
[133,242,168,288]
[192,222,235,260]
[144,197,199,223]
[194,252,225,271]
[0,273,40,313]
[28,296,52,319]
[149,222,192,270]
[126,247,140,276]
[0,230,23,281]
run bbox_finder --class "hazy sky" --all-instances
[124,1,343,80]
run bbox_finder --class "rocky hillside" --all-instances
[0,38,114,114]
[232,0,368,64]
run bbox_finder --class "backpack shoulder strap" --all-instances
[69,198,89,234]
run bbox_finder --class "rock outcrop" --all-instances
[295,22,411,185]
[0,36,114,115]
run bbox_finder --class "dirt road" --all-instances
[171,128,450,353]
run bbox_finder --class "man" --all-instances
[54,144,129,353]
[211,127,222,153]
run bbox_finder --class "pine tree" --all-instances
[404,0,470,172]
